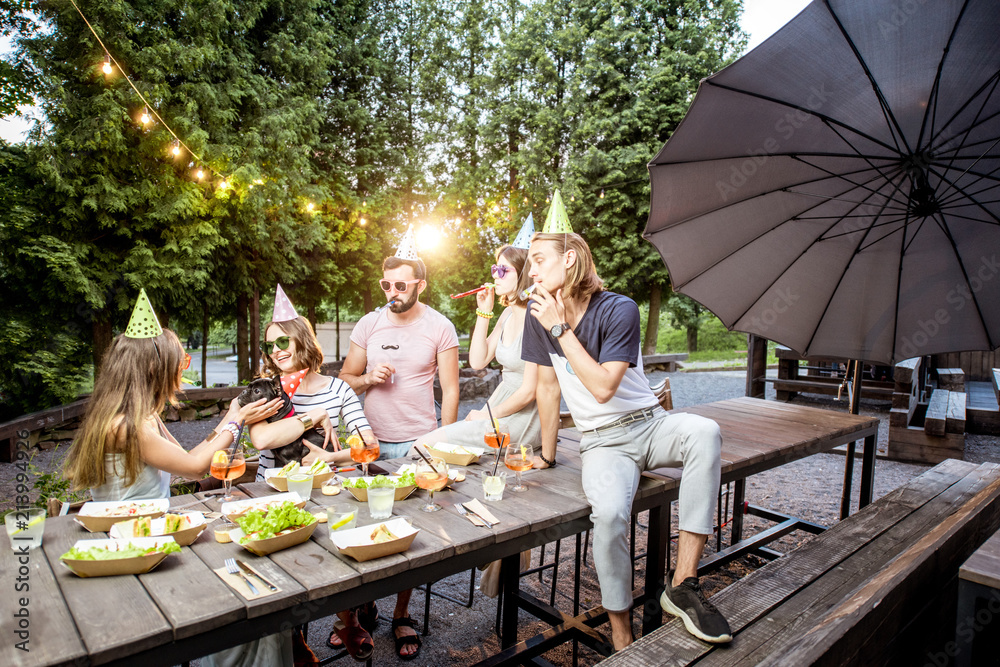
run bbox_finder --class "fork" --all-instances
[456,503,494,528]
[455,503,489,528]
[225,558,259,595]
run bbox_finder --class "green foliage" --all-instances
[0,0,747,415]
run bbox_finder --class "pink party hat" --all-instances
[272,284,298,322]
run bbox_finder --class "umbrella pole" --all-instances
[839,360,865,519]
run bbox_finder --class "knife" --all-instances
[461,503,497,528]
[236,559,278,591]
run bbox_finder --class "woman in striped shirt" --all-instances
[249,315,376,478]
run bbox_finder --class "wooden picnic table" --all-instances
[1,397,878,667]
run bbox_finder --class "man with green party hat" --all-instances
[124,288,163,338]
[523,210,730,650]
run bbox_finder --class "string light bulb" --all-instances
[196,169,204,180]
[171,141,180,157]
[571,195,576,202]
[363,199,367,207]
[218,179,228,190]
[359,217,367,226]
[102,54,112,75]
[600,189,605,199]
[306,202,315,211]
[140,107,150,125]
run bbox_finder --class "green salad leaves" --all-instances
[236,500,316,543]
[342,472,414,489]
[61,541,181,560]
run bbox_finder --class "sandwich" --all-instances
[370,523,398,544]
[118,516,152,538]
[276,461,300,478]
[162,514,188,534]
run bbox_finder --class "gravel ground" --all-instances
[5,369,1000,666]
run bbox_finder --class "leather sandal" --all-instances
[391,616,422,661]
[331,620,373,662]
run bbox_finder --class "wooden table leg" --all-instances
[642,502,669,637]
[859,433,876,509]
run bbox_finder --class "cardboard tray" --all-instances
[426,443,484,467]
[263,467,335,492]
[108,512,208,547]
[229,520,319,556]
[221,493,306,521]
[74,499,170,533]
[60,537,178,577]
[330,518,419,562]
[340,477,417,502]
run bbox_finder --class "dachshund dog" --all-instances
[237,376,320,469]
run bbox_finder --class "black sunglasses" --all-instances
[261,336,291,354]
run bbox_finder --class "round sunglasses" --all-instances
[261,336,291,355]
[491,264,514,279]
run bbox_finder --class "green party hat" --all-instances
[542,189,573,233]
[124,289,163,339]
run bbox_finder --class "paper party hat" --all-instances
[542,190,573,233]
[394,224,419,261]
[512,213,534,249]
[272,284,298,323]
[124,289,163,339]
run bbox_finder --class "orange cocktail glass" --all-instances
[348,434,379,477]
[211,450,246,502]
[415,457,449,512]
[504,443,533,492]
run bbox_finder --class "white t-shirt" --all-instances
[521,291,657,432]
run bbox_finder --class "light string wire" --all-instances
[67,0,226,181]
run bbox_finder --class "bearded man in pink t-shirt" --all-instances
[338,253,460,660]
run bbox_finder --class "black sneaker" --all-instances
[660,577,733,643]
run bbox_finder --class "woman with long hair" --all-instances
[414,243,541,451]
[64,293,290,667]
[64,330,280,499]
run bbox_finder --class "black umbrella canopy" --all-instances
[645,0,1000,364]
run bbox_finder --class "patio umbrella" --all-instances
[645,0,1000,366]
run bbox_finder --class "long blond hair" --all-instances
[64,330,184,491]
[530,232,604,301]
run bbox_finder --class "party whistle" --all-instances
[520,283,539,299]
[450,283,495,299]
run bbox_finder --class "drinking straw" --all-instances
[485,403,504,476]
[414,445,442,476]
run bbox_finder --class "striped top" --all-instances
[255,375,370,479]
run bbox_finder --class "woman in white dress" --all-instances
[414,244,540,450]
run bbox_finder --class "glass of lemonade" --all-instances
[5,508,46,551]
[287,472,313,501]
[482,471,507,501]
[367,486,395,520]
[326,505,358,534]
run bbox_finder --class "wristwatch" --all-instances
[297,413,314,430]
[549,322,571,338]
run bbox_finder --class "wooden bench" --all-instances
[769,345,894,401]
[956,527,1000,666]
[937,367,966,392]
[888,358,966,464]
[599,459,1000,667]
